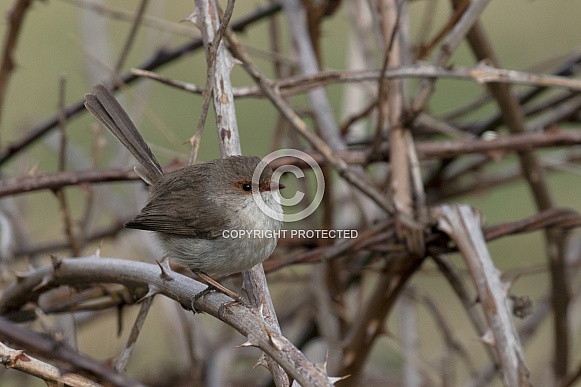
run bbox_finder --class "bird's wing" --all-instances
[125,169,229,239]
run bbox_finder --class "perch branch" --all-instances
[193,1,289,385]
[0,257,334,386]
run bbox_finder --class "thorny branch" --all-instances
[193,1,290,385]
[0,257,334,386]
[1,1,581,386]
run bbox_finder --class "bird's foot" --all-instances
[194,271,248,307]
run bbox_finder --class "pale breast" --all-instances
[160,192,283,275]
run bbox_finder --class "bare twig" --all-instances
[0,341,102,387]
[0,315,145,387]
[398,292,422,387]
[133,64,581,99]
[454,0,569,376]
[338,256,424,386]
[191,0,240,158]
[0,2,282,166]
[54,77,82,257]
[0,0,33,134]
[187,0,237,164]
[0,257,335,386]
[415,128,581,159]
[114,295,154,372]
[193,1,289,385]
[404,287,478,376]
[431,205,531,386]
[0,167,138,198]
[60,0,194,37]
[112,0,150,76]
[281,0,345,150]
[5,128,581,200]
[417,0,469,59]
[411,0,492,115]
[226,28,396,216]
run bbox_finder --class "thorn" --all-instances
[329,374,350,384]
[13,271,31,281]
[136,286,159,303]
[236,333,260,348]
[235,341,254,348]
[13,350,29,364]
[310,352,348,384]
[270,336,282,351]
[507,272,522,291]
[32,275,52,292]
[52,330,66,343]
[50,255,63,270]
[184,7,202,28]
[342,351,355,368]
[501,281,511,296]
[316,351,330,371]
[264,324,283,350]
[190,298,199,315]
[155,259,173,281]
[253,354,269,369]
[481,329,495,346]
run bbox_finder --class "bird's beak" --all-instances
[261,180,285,192]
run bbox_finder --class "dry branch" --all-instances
[133,63,581,98]
[192,1,289,385]
[0,257,334,386]
[0,0,33,132]
[0,315,144,387]
[432,205,530,386]
[0,341,102,387]
[0,2,282,166]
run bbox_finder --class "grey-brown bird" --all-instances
[84,85,283,282]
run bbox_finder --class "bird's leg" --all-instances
[195,271,247,305]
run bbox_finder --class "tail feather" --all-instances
[84,84,164,184]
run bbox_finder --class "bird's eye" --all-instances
[242,183,252,192]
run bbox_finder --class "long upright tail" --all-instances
[84,84,164,185]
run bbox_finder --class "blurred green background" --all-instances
[2,0,581,385]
